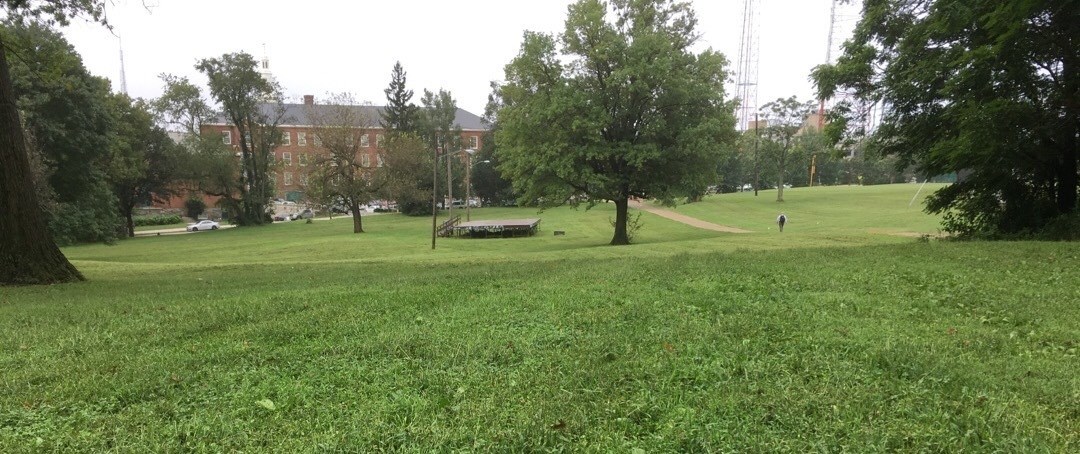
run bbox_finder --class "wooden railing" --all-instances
[437,216,461,237]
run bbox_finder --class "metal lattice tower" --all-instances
[734,0,760,131]
[820,0,873,134]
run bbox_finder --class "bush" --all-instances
[185,196,207,220]
[132,214,183,227]
[47,179,121,246]
[397,198,431,216]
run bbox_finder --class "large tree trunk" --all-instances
[0,35,83,285]
[350,201,364,233]
[610,197,630,246]
[776,155,786,202]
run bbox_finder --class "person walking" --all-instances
[776,213,787,232]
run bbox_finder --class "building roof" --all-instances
[207,103,489,131]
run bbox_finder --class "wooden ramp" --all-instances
[453,218,541,238]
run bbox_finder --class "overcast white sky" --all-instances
[60,0,861,117]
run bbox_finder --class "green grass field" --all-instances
[2,184,1077,451]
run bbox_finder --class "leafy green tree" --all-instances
[184,195,206,220]
[380,61,420,136]
[197,52,283,226]
[812,0,1078,236]
[470,130,514,205]
[155,72,243,216]
[758,97,818,202]
[494,0,737,244]
[106,94,178,237]
[305,93,387,233]
[1,1,112,284]
[154,74,214,136]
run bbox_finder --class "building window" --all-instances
[377,154,384,167]
[313,134,322,147]
[244,132,252,147]
[469,136,478,149]
[360,134,369,148]
[281,131,291,146]
[284,172,293,185]
[376,134,385,148]
[222,130,232,145]
[299,153,308,167]
[361,154,371,167]
[300,174,308,186]
[298,132,307,146]
[283,152,292,165]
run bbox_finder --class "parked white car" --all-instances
[186,220,220,232]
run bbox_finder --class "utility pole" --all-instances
[754,112,760,197]
[809,153,817,187]
[446,145,454,220]
[465,150,474,221]
[431,143,439,250]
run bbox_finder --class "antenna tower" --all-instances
[734,0,760,131]
[118,35,128,95]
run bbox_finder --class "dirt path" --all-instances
[628,200,751,233]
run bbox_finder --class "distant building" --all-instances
[199,94,489,202]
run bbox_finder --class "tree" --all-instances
[154,74,214,136]
[380,61,420,136]
[758,96,818,201]
[106,94,178,237]
[812,0,1078,236]
[470,130,514,205]
[5,19,124,247]
[196,52,283,226]
[494,0,737,245]
[1,1,110,284]
[306,93,386,233]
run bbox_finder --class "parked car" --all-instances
[273,214,289,222]
[186,220,219,232]
[290,209,314,221]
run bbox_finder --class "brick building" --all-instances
[198,95,488,202]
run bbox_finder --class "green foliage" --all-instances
[5,19,113,203]
[470,131,514,205]
[132,214,183,227]
[1,188,1076,449]
[196,52,283,226]
[494,0,737,244]
[812,0,1079,236]
[184,196,206,220]
[153,74,214,135]
[106,93,179,237]
[0,0,107,26]
[380,61,420,135]
[46,177,120,245]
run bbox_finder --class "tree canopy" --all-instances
[380,61,419,136]
[812,0,1078,237]
[757,96,819,202]
[197,52,283,225]
[493,0,737,245]
[1,0,112,284]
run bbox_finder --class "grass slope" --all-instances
[1,185,1077,451]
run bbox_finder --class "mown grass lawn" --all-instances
[1,185,1077,451]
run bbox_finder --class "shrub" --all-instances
[185,196,206,220]
[47,180,121,246]
[132,214,183,227]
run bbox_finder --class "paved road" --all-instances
[134,224,236,236]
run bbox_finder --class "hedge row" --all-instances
[132,214,183,226]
